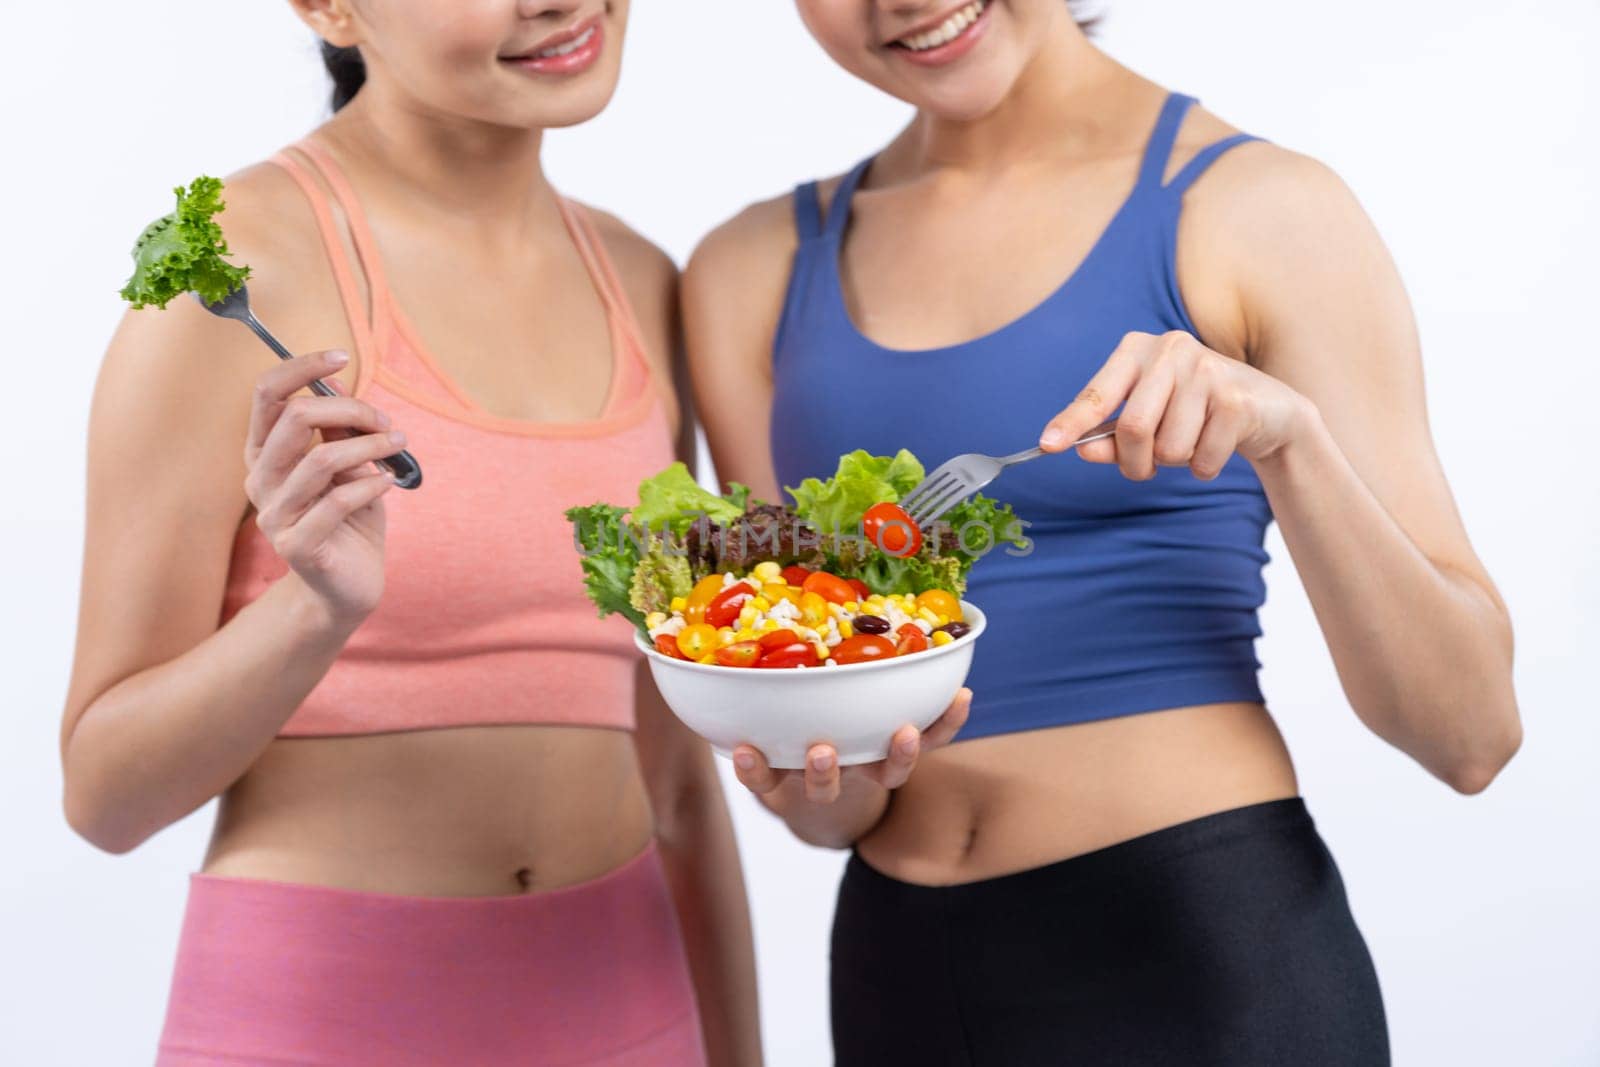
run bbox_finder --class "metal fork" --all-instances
[899,418,1119,527]
[196,286,423,489]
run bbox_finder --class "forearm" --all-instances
[655,773,763,1067]
[62,574,358,851]
[1255,406,1519,790]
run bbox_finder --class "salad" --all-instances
[566,450,1026,669]
[121,175,250,309]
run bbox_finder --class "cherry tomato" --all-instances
[705,585,754,628]
[832,634,898,665]
[763,583,802,607]
[758,628,801,650]
[798,590,831,628]
[895,623,929,655]
[781,565,813,586]
[863,502,923,558]
[847,578,872,601]
[684,574,725,624]
[714,640,762,668]
[757,642,820,669]
[676,622,719,659]
[654,633,690,660]
[915,589,962,623]
[802,571,855,605]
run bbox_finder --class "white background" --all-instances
[2,1,1596,1064]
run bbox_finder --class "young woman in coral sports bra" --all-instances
[684,1,1523,1063]
[60,2,758,1064]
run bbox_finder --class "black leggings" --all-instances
[830,798,1389,1066]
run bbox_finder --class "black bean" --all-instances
[853,614,891,634]
[933,621,971,640]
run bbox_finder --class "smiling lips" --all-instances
[889,0,992,67]
[501,17,604,76]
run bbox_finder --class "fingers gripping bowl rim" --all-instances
[636,601,985,768]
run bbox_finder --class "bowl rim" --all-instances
[634,600,986,676]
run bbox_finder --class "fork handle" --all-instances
[244,312,423,490]
[1004,418,1120,465]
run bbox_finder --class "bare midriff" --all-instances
[856,702,1299,886]
[202,725,655,897]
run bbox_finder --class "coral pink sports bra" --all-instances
[217,139,674,737]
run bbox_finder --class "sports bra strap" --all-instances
[266,148,380,371]
[1165,133,1263,194]
[1137,92,1199,190]
[823,157,874,239]
[793,181,824,241]
[293,139,396,308]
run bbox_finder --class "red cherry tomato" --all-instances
[802,571,855,605]
[758,628,801,650]
[895,622,929,655]
[780,565,813,586]
[832,634,897,665]
[654,633,690,660]
[714,640,763,668]
[757,642,820,669]
[863,502,923,558]
[847,578,872,601]
[705,585,754,628]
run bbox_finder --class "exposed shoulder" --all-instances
[681,183,819,303]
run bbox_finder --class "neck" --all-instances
[324,77,554,223]
[904,15,1130,174]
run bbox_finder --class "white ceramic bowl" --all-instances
[636,601,985,768]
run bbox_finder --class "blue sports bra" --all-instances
[769,92,1273,742]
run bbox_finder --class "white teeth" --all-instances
[897,0,985,52]
[532,25,595,59]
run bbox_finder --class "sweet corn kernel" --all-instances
[839,619,854,639]
[843,600,858,612]
[752,561,782,582]
[813,641,829,660]
[735,628,757,641]
[761,618,782,632]
[717,628,737,645]
[669,596,687,612]
[737,606,759,627]
[645,611,667,629]
[932,629,954,647]
[751,596,771,612]
[918,606,942,625]
[697,653,718,664]
[936,613,950,625]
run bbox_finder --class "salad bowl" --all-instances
[637,602,985,768]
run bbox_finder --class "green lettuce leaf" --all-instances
[721,481,752,512]
[937,492,1030,566]
[785,449,925,534]
[832,537,967,597]
[120,176,251,309]
[628,533,693,618]
[632,462,744,535]
[565,503,646,629]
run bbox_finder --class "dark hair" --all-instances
[320,40,366,112]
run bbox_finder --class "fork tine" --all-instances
[900,468,957,513]
[911,482,973,527]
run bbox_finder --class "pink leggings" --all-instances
[157,842,707,1066]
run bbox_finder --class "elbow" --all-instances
[1441,712,1523,796]
[62,775,148,855]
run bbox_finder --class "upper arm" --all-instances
[1181,146,1504,605]
[681,195,802,505]
[60,164,342,759]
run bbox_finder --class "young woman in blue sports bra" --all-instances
[685,2,1521,1063]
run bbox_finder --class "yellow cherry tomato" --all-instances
[676,622,719,659]
[915,589,962,623]
[763,583,802,607]
[683,574,725,624]
[799,590,831,628]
